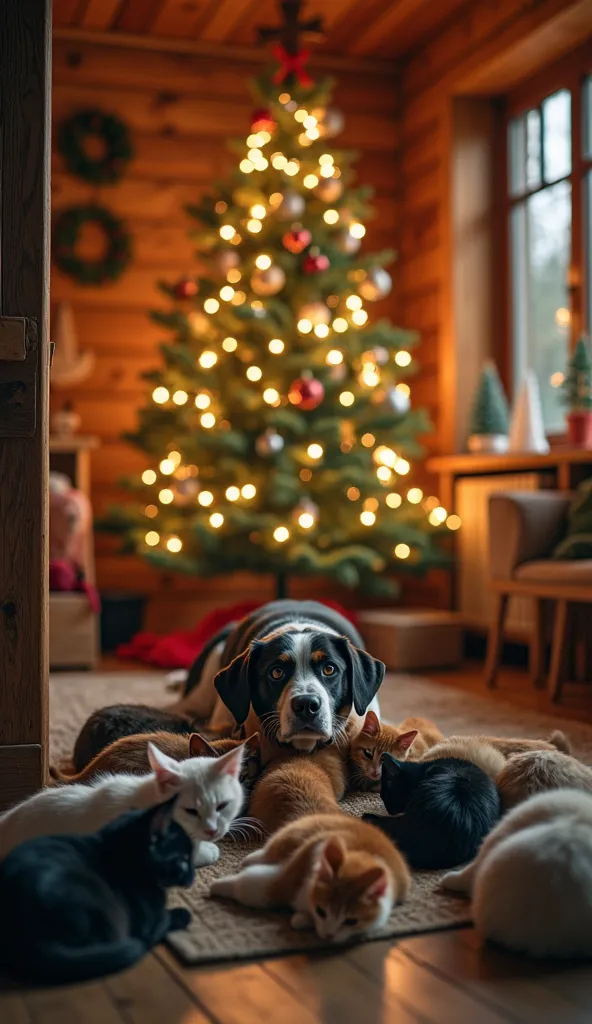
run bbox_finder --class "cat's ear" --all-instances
[214,643,262,726]
[361,710,380,737]
[396,730,418,752]
[359,866,389,902]
[381,753,405,776]
[149,795,177,835]
[212,743,245,778]
[318,837,344,880]
[189,733,219,758]
[147,743,184,795]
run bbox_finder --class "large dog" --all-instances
[171,600,385,753]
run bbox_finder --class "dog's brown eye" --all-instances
[363,749,373,761]
[270,666,284,681]
[322,663,336,676]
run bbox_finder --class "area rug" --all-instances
[49,670,592,965]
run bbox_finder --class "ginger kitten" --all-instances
[211,812,410,942]
[51,732,260,787]
[349,711,444,791]
[249,746,347,834]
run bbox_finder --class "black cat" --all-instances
[363,753,501,869]
[0,796,194,985]
[73,703,199,771]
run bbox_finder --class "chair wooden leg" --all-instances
[548,599,570,704]
[530,598,546,689]
[484,593,509,689]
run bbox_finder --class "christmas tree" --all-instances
[563,337,592,411]
[103,42,453,596]
[468,362,510,438]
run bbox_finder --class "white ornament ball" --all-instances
[314,178,344,203]
[298,301,330,326]
[386,387,411,415]
[277,190,306,221]
[255,429,285,457]
[337,228,361,255]
[318,107,345,139]
[251,264,286,296]
[359,268,392,302]
[213,249,240,275]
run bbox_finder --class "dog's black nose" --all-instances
[291,694,321,719]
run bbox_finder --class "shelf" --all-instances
[427,447,592,477]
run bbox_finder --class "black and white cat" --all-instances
[0,797,194,985]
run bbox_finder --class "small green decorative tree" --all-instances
[468,362,510,453]
[101,48,453,597]
[563,337,592,412]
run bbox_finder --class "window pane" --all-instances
[587,171,592,335]
[512,180,571,433]
[508,116,526,196]
[526,109,542,189]
[542,89,571,182]
[581,75,585,157]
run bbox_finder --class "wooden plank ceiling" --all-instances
[53,0,470,59]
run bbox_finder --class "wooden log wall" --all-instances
[51,39,407,624]
[396,0,592,457]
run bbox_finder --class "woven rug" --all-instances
[50,670,592,965]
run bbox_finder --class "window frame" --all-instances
[502,41,592,438]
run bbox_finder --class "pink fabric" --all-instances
[117,599,359,670]
[49,558,101,613]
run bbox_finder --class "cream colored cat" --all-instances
[442,789,592,959]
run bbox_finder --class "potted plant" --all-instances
[563,337,592,447]
[467,362,510,453]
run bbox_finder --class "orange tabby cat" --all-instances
[50,732,260,785]
[248,746,347,834]
[348,710,444,791]
[211,811,410,942]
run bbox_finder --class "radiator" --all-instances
[456,473,544,636]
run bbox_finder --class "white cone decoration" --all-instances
[508,370,549,454]
[51,302,95,388]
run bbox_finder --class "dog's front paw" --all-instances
[194,841,220,867]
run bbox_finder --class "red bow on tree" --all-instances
[272,43,313,87]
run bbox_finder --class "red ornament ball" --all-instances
[251,107,276,134]
[174,277,199,300]
[288,375,325,411]
[302,252,330,274]
[283,227,312,254]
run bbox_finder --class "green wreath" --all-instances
[53,205,132,286]
[58,110,133,185]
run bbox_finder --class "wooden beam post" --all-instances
[0,0,51,809]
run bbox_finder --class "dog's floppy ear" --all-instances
[213,648,252,725]
[335,637,385,716]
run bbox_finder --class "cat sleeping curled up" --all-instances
[349,711,443,791]
[496,749,592,809]
[364,752,501,869]
[71,703,203,772]
[0,797,194,985]
[211,812,411,942]
[248,746,347,834]
[0,742,245,867]
[51,731,261,794]
[441,790,592,959]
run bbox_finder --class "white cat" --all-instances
[0,742,244,868]
[442,789,592,958]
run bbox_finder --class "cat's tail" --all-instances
[10,937,146,986]
[549,730,572,755]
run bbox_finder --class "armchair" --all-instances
[485,491,592,699]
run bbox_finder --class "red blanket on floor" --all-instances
[117,600,359,669]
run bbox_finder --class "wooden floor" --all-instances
[3,662,592,1023]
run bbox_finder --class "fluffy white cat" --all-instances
[0,742,245,868]
[442,789,592,958]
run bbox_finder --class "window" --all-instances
[507,50,592,435]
